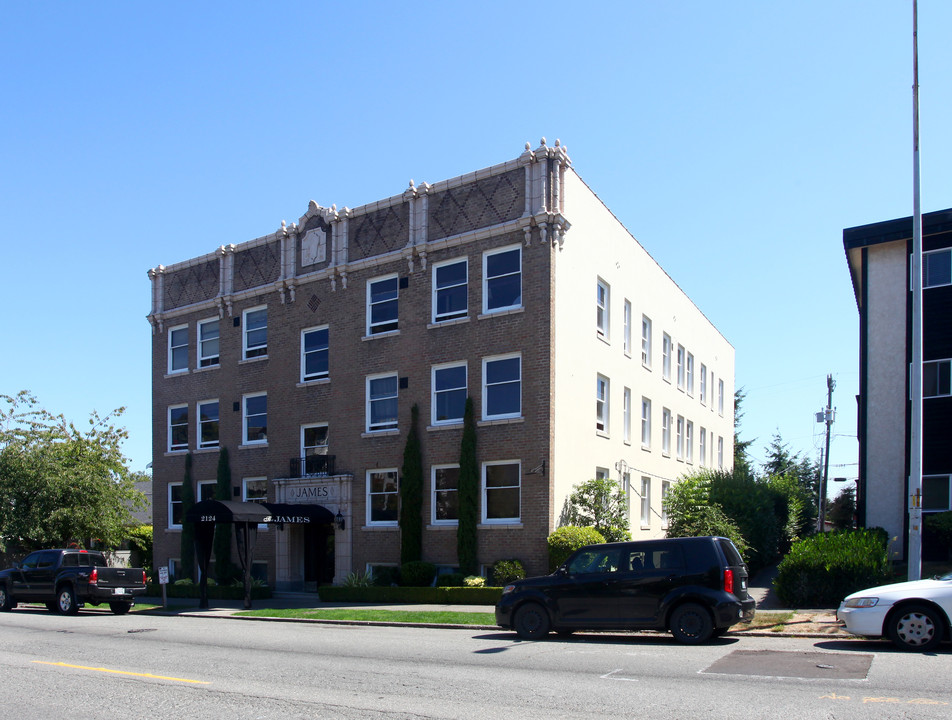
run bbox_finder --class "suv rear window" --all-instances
[717,538,744,567]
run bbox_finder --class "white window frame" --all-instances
[661,480,671,528]
[718,379,725,416]
[197,480,216,502]
[482,353,521,421]
[367,274,399,335]
[168,483,183,529]
[482,460,521,524]
[641,397,652,449]
[301,325,330,382]
[366,372,399,432]
[243,477,268,504]
[242,305,268,360]
[686,353,695,397]
[676,415,685,461]
[482,244,522,314]
[242,392,268,445]
[641,316,652,368]
[300,423,330,476]
[596,374,610,435]
[168,324,188,374]
[923,248,952,289]
[699,427,707,466]
[431,362,467,426]
[685,420,694,464]
[198,317,220,368]
[596,278,610,339]
[661,408,671,456]
[197,399,219,449]
[699,363,708,405]
[168,404,188,452]
[432,257,468,323]
[431,464,460,525]
[366,469,399,526]
[623,387,632,445]
[662,333,672,381]
[717,436,724,469]
[677,344,686,391]
[640,477,651,528]
[623,299,632,356]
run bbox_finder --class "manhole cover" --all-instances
[704,650,872,680]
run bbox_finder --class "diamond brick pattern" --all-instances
[430,168,525,241]
[234,241,280,292]
[163,259,219,310]
[349,203,409,261]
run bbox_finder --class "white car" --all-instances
[837,571,952,651]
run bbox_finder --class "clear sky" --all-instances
[2,1,949,496]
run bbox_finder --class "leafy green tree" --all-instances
[662,473,749,557]
[0,391,145,551]
[179,453,196,581]
[564,477,631,542]
[733,387,755,476]
[828,485,856,530]
[456,397,478,575]
[399,405,423,564]
[762,432,819,536]
[213,447,235,583]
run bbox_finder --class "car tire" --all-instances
[887,604,944,652]
[109,602,132,615]
[513,602,551,640]
[0,583,14,611]
[56,584,79,615]
[669,603,714,645]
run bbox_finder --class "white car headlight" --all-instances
[844,597,879,608]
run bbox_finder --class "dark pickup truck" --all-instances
[0,548,147,615]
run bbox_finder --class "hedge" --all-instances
[317,585,502,605]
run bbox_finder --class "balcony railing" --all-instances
[289,454,336,479]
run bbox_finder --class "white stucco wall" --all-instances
[552,170,735,538]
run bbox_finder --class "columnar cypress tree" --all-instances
[457,397,478,575]
[179,453,196,581]
[213,447,235,583]
[399,404,423,564]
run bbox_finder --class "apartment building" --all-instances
[844,207,952,560]
[147,140,735,589]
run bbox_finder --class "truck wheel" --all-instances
[670,603,714,644]
[56,585,79,615]
[109,602,132,615]
[0,584,14,611]
[513,602,551,640]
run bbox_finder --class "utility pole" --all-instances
[818,374,835,532]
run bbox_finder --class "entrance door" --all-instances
[303,523,335,587]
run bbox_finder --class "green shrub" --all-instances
[435,572,465,587]
[548,526,605,572]
[774,530,891,608]
[400,561,437,587]
[490,559,526,585]
[342,571,374,588]
[372,566,401,587]
[463,575,485,587]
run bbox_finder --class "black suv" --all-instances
[495,536,756,643]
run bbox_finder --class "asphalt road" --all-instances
[1,607,949,719]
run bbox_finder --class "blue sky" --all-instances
[2,1,949,495]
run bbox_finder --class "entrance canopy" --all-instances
[262,503,335,525]
[186,499,271,524]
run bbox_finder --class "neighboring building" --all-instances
[147,140,735,590]
[844,208,952,560]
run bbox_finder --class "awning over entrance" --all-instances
[262,503,335,525]
[186,499,271,524]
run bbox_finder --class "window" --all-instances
[685,421,694,463]
[197,400,219,449]
[700,363,708,405]
[198,480,216,502]
[432,465,460,524]
[483,245,521,313]
[301,326,329,382]
[198,318,220,368]
[432,363,467,425]
[661,408,671,455]
[662,333,672,381]
[923,475,951,511]
[367,469,399,525]
[168,404,188,452]
[718,379,725,416]
[710,370,716,411]
[243,306,268,359]
[596,374,609,434]
[699,427,707,466]
[595,467,610,481]
[623,300,632,356]
[641,316,652,367]
[169,325,188,374]
[924,249,952,288]
[641,397,651,448]
[301,424,330,476]
[243,477,268,504]
[924,359,952,398]
[640,477,651,527]
[596,279,610,338]
[483,461,520,523]
[483,354,521,420]
[686,353,695,396]
[367,373,398,432]
[168,483,183,528]
[717,436,724,469]
[367,274,399,335]
[433,258,468,322]
[676,415,685,460]
[661,481,671,527]
[623,387,632,444]
[677,345,685,390]
[243,393,267,444]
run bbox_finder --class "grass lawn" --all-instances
[234,607,498,625]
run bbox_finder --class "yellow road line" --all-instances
[32,661,210,685]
